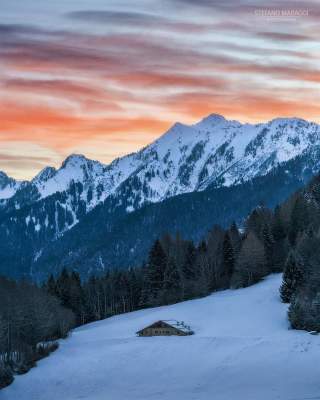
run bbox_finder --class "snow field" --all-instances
[3,274,320,400]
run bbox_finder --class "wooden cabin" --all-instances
[136,320,193,336]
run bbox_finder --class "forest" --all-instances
[2,174,320,389]
[0,278,74,388]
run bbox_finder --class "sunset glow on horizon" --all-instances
[1,0,320,180]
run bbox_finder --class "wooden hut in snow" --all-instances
[136,320,193,336]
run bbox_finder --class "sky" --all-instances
[1,0,320,180]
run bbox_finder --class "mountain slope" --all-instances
[2,114,320,279]
[33,154,313,279]
[2,274,319,400]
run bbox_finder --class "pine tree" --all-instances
[69,271,85,324]
[127,269,142,311]
[261,223,274,271]
[280,252,304,303]
[55,268,71,308]
[162,257,181,304]
[231,232,267,288]
[206,227,224,290]
[288,293,305,330]
[289,197,309,244]
[272,205,286,241]
[228,222,241,257]
[182,242,196,280]
[246,209,260,235]
[145,240,167,305]
[164,258,181,291]
[222,232,234,286]
[46,274,57,297]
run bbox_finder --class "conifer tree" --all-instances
[231,232,267,288]
[162,257,181,304]
[289,197,309,244]
[272,205,286,241]
[164,258,181,290]
[56,268,71,308]
[127,269,142,311]
[246,209,262,237]
[182,242,196,280]
[69,271,85,324]
[145,239,167,305]
[261,223,274,271]
[228,222,241,257]
[280,252,304,303]
[222,232,234,285]
[46,274,57,297]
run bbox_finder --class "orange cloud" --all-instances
[108,71,228,90]
[3,79,124,112]
[5,79,110,98]
[163,91,320,122]
[0,100,170,150]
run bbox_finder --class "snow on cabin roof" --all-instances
[137,319,193,334]
[162,320,193,334]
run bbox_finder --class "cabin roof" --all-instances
[136,319,193,334]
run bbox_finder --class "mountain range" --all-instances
[1,114,320,279]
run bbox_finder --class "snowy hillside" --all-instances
[3,274,320,400]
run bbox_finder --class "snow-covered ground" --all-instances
[3,274,320,400]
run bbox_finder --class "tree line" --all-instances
[39,206,282,328]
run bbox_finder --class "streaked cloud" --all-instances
[66,10,209,32]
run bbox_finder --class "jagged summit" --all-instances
[0,170,22,200]
[32,166,57,185]
[196,113,227,126]
[0,170,11,184]
[159,114,228,142]
[268,116,311,125]
[61,153,89,168]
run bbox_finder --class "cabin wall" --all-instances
[138,327,185,336]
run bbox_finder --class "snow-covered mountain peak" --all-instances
[153,121,194,149]
[32,154,107,202]
[195,113,227,127]
[159,121,191,138]
[61,154,90,169]
[171,121,187,130]
[0,170,10,185]
[268,116,309,126]
[32,166,57,185]
[0,171,21,200]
